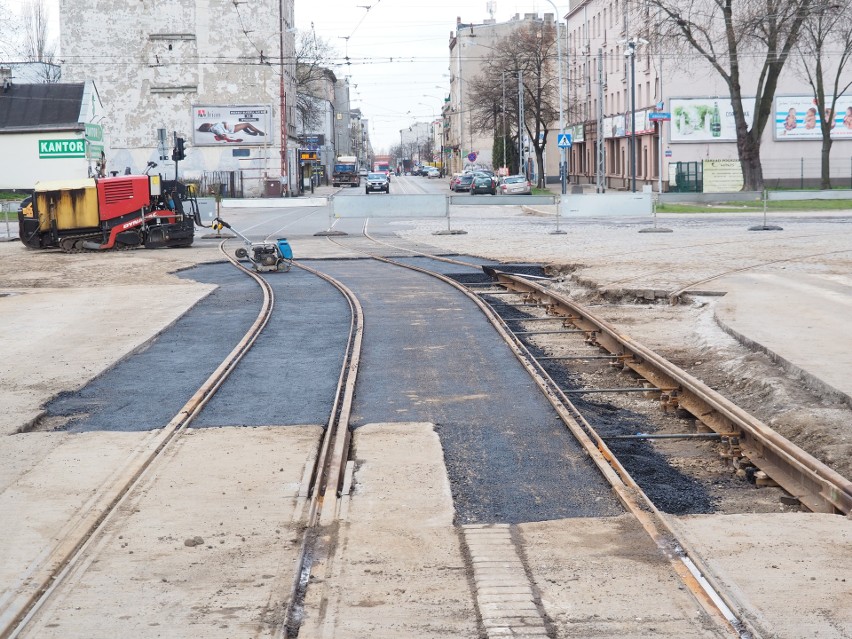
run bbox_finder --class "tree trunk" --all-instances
[534,146,546,189]
[739,132,764,192]
[820,136,833,190]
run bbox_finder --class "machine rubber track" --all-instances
[58,234,138,254]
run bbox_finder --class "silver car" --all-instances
[365,172,389,194]
[498,175,532,195]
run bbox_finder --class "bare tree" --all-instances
[294,30,336,133]
[795,0,852,189]
[469,21,559,187]
[0,0,20,61]
[645,0,817,191]
[21,0,59,82]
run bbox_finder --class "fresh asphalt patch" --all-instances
[312,258,624,525]
[41,262,349,432]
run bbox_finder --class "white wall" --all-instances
[0,131,96,190]
[60,0,298,197]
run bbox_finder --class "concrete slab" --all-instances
[671,513,852,638]
[714,272,852,402]
[298,422,478,638]
[520,516,726,638]
[0,431,156,630]
[0,284,213,435]
[17,426,322,638]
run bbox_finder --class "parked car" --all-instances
[449,173,463,190]
[452,174,475,192]
[498,175,532,195]
[470,175,496,195]
[365,172,390,194]
[425,167,441,178]
[358,168,368,177]
[469,170,498,189]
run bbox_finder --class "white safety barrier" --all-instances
[560,192,652,217]
[333,194,448,218]
[221,197,328,209]
[451,195,556,206]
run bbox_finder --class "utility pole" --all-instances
[502,72,507,172]
[628,38,636,193]
[518,70,525,179]
[458,34,465,172]
[279,0,289,195]
[597,48,605,193]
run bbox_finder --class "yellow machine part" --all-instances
[34,179,99,231]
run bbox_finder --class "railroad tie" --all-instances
[462,524,549,638]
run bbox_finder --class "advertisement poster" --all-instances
[603,111,656,139]
[703,159,744,193]
[625,109,656,136]
[775,95,852,140]
[192,105,273,146]
[603,114,625,139]
[671,98,755,143]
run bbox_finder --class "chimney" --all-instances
[1,67,12,92]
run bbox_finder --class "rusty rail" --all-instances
[490,271,852,515]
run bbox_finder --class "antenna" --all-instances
[486,0,496,19]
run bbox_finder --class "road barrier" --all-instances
[450,194,556,206]
[332,194,448,218]
[560,192,652,216]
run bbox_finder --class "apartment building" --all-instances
[447,13,558,176]
[60,0,298,196]
[565,0,852,191]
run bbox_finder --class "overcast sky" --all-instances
[29,0,558,151]
[295,1,561,151]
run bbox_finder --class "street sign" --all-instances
[557,133,572,149]
[86,142,105,160]
[39,139,86,159]
[84,123,103,142]
[467,152,478,162]
[665,149,673,158]
[649,112,671,121]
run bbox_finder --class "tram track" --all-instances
[0,242,275,638]
[352,228,852,515]
[320,227,852,638]
[323,230,750,637]
[0,241,362,639]
[5,217,848,637]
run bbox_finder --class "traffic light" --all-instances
[172,137,186,161]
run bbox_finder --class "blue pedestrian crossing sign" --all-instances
[557,133,573,149]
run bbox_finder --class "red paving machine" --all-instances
[18,174,202,252]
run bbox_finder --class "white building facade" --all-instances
[59,0,298,197]
[564,0,852,192]
[447,13,560,176]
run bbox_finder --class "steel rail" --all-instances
[2,242,275,639]
[279,260,363,638]
[333,232,751,638]
[490,270,852,516]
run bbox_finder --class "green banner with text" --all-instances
[39,139,87,159]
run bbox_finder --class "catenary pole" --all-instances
[542,0,567,194]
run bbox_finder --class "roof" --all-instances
[35,178,97,192]
[0,83,85,131]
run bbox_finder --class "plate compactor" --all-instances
[212,217,292,272]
